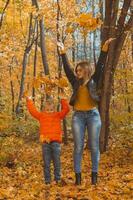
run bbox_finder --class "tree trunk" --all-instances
[131,1,133,60]
[32,0,50,109]
[32,0,49,75]
[16,14,35,114]
[131,31,133,61]
[9,64,15,116]
[99,0,133,152]
[72,34,76,63]
[93,32,97,68]
[39,18,49,75]
[83,35,87,59]
[56,0,68,144]
[32,21,38,101]
[0,0,10,29]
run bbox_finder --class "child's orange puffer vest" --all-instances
[27,99,70,143]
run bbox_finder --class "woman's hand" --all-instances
[57,41,65,54]
[102,38,116,52]
[105,38,116,45]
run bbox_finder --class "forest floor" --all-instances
[0,128,133,200]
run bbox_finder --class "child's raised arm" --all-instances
[58,99,70,119]
[26,97,41,120]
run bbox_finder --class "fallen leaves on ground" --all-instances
[0,130,132,200]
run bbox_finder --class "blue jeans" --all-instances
[72,108,101,173]
[42,142,61,183]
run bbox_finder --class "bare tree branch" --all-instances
[117,0,132,31]
[101,0,113,42]
[124,14,133,31]
[0,0,10,29]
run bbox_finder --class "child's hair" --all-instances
[75,61,95,77]
[46,96,54,104]
[42,96,55,110]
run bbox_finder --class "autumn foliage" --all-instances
[0,0,133,199]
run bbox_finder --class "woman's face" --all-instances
[76,65,89,79]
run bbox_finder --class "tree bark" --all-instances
[32,0,49,75]
[99,0,133,152]
[16,14,36,114]
[101,0,112,43]
[9,63,15,116]
[0,0,10,29]
[32,22,38,101]
[39,19,49,75]
[56,0,68,144]
[130,0,133,60]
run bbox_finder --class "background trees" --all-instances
[99,0,133,152]
[0,0,132,152]
[0,1,133,198]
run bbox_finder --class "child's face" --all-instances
[44,101,55,113]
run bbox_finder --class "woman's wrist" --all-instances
[101,43,109,52]
[59,49,66,55]
[102,38,116,52]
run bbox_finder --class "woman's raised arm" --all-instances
[57,42,76,86]
[92,38,116,85]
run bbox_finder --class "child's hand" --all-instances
[57,41,65,50]
[23,90,29,98]
[58,91,66,99]
[23,90,33,100]
[27,96,32,100]
[40,135,45,143]
[23,91,32,100]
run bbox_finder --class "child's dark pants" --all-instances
[42,141,61,183]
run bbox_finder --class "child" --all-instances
[26,96,70,184]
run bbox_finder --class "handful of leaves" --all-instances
[32,75,68,95]
[65,12,102,36]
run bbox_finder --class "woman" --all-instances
[57,38,114,185]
